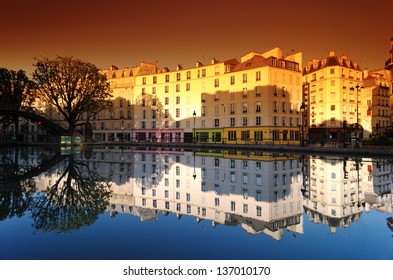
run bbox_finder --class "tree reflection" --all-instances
[29,155,112,233]
[0,180,35,221]
[0,147,35,221]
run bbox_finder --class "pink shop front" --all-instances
[132,129,184,143]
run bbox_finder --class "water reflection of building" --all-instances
[105,150,304,240]
[362,159,392,214]
[303,157,364,234]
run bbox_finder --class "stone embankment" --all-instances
[82,141,393,158]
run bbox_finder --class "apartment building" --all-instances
[362,68,392,137]
[198,48,303,145]
[303,51,363,144]
[99,47,303,144]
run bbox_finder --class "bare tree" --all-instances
[32,56,112,135]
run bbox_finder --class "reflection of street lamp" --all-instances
[193,150,197,180]
[350,84,364,139]
[121,116,124,142]
[193,110,196,143]
[300,102,307,147]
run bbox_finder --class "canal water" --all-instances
[0,146,392,260]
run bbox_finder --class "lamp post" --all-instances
[300,102,306,147]
[350,84,364,140]
[193,110,196,143]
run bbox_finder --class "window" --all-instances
[242,88,248,98]
[165,85,169,93]
[214,78,219,87]
[256,116,261,125]
[242,117,248,126]
[243,204,248,213]
[142,77,146,85]
[243,73,247,83]
[176,108,180,118]
[256,71,261,81]
[230,103,235,114]
[153,76,157,84]
[256,190,263,201]
[242,102,248,113]
[242,172,248,184]
[256,206,262,216]
[255,86,261,97]
[230,75,235,85]
[186,83,190,91]
[202,69,206,77]
[164,109,169,118]
[256,102,261,112]
[242,188,248,199]
[176,84,180,92]
[165,97,169,105]
[256,174,262,186]
[176,96,180,104]
[214,119,220,127]
[331,105,335,111]
[215,198,220,207]
[176,73,181,81]
[230,118,235,127]
[186,71,191,79]
[230,171,236,182]
[231,201,236,211]
[215,184,221,194]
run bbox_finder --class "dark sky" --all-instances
[1,0,392,74]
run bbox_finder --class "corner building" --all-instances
[303,51,363,144]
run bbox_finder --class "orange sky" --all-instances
[1,0,392,75]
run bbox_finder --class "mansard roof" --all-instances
[303,54,362,75]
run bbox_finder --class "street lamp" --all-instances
[193,110,196,143]
[350,83,364,140]
[300,102,307,147]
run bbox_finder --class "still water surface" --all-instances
[0,146,392,260]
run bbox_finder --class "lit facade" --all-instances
[99,47,303,144]
[303,51,363,144]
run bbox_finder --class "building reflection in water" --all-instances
[3,146,392,238]
[73,147,305,240]
[302,155,392,234]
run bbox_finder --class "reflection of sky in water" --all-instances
[0,210,392,260]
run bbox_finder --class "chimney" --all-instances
[196,61,203,67]
[328,50,335,57]
[363,68,369,78]
[176,64,182,71]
